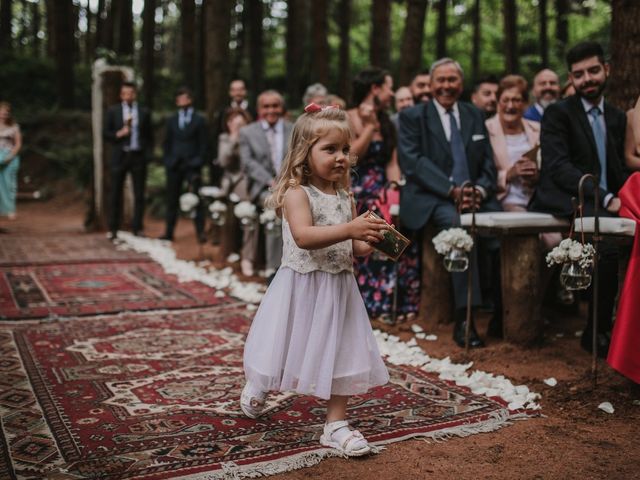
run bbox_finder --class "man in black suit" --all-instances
[160,87,208,242]
[103,81,153,239]
[398,58,500,348]
[530,41,628,357]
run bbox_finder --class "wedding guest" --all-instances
[523,69,560,122]
[390,86,414,129]
[348,67,420,323]
[486,75,540,211]
[239,90,293,277]
[410,70,431,104]
[103,81,153,239]
[160,87,208,243]
[529,41,628,357]
[471,75,499,119]
[398,58,500,347]
[218,108,252,199]
[327,94,347,109]
[625,100,640,171]
[302,83,329,107]
[0,102,22,220]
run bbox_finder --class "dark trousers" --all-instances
[587,238,619,334]
[109,151,146,233]
[164,163,205,238]
[430,201,483,310]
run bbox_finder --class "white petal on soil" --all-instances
[411,324,424,333]
[543,377,558,387]
[598,402,615,414]
[425,334,438,341]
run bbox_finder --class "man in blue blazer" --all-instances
[160,87,208,242]
[398,58,500,348]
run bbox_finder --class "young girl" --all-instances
[241,105,390,457]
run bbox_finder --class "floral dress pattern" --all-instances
[351,141,420,319]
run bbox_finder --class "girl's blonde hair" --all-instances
[266,107,353,209]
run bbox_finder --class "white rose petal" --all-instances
[598,402,614,414]
[543,377,557,387]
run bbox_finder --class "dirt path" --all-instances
[4,198,639,480]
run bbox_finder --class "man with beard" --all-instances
[523,69,560,122]
[530,41,627,357]
[409,70,431,104]
[398,58,500,348]
[471,75,499,118]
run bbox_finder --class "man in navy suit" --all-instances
[160,87,208,242]
[523,69,560,123]
[398,58,500,348]
[530,42,628,357]
[103,81,153,239]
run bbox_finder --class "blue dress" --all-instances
[0,124,20,216]
[351,141,420,319]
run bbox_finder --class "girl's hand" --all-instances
[358,102,378,127]
[349,212,387,243]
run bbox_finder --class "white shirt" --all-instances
[433,99,461,142]
[503,132,532,208]
[261,118,284,173]
[122,102,140,151]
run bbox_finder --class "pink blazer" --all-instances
[485,115,540,201]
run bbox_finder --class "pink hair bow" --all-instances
[304,103,339,113]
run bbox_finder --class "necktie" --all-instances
[448,109,470,185]
[589,107,607,190]
[179,110,185,130]
[266,127,278,169]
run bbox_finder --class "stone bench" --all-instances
[458,212,570,345]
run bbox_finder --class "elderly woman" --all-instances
[486,75,540,211]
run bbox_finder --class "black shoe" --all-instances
[108,231,118,241]
[486,314,503,339]
[580,330,610,358]
[158,234,173,241]
[453,310,485,348]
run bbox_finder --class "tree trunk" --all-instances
[103,0,115,50]
[608,0,640,111]
[554,0,569,61]
[337,0,351,103]
[247,0,264,98]
[85,3,93,62]
[142,0,156,108]
[370,0,391,69]
[231,0,248,81]
[503,0,518,73]
[399,0,428,86]
[95,0,105,49]
[52,0,75,108]
[32,0,40,56]
[117,0,133,56]
[471,0,480,81]
[195,2,206,109]
[45,0,55,56]
[539,0,549,67]
[436,0,447,59]
[18,0,28,52]
[204,0,232,126]
[73,2,80,62]
[0,0,12,51]
[311,0,329,86]
[181,0,196,87]
[286,0,305,106]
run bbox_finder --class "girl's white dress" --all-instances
[243,185,389,400]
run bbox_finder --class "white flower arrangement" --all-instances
[546,238,595,269]
[228,193,241,204]
[233,201,257,220]
[432,227,474,255]
[179,192,199,212]
[259,208,281,232]
[208,201,228,214]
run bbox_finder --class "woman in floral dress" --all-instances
[347,68,420,322]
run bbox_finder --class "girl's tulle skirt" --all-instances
[243,267,389,400]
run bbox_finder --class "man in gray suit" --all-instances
[238,90,293,277]
[398,58,500,348]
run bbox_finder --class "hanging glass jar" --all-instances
[560,261,592,291]
[443,248,469,272]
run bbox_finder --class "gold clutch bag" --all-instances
[366,211,411,261]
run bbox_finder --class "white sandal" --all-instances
[319,420,371,457]
[240,382,267,419]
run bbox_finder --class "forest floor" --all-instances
[4,188,640,480]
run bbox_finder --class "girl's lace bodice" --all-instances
[281,185,353,274]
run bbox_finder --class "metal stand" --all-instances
[459,181,478,353]
[578,174,600,388]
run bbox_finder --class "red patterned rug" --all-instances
[0,261,228,320]
[1,305,534,479]
[0,234,150,266]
